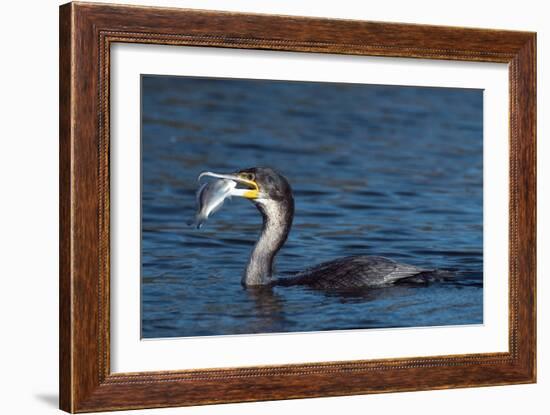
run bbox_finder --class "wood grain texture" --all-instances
[59,2,537,412]
[59,3,73,411]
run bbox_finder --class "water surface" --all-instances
[141,75,483,338]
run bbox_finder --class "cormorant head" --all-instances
[234,167,293,204]
[199,167,293,207]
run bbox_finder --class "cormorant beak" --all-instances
[198,171,260,200]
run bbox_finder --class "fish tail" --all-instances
[190,213,207,229]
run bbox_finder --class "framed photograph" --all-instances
[59,2,536,412]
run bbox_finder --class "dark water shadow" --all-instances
[245,286,289,331]
[316,285,412,303]
[246,286,285,315]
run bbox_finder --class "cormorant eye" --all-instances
[241,172,255,181]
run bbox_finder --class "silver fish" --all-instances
[192,178,236,229]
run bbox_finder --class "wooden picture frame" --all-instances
[59,2,536,412]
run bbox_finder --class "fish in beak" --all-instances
[191,171,260,229]
[191,178,236,229]
[198,171,260,200]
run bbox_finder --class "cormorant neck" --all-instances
[243,197,294,286]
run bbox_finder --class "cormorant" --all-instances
[199,167,451,289]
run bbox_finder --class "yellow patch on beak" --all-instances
[243,189,259,199]
[238,175,259,199]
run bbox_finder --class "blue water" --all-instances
[141,75,483,338]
